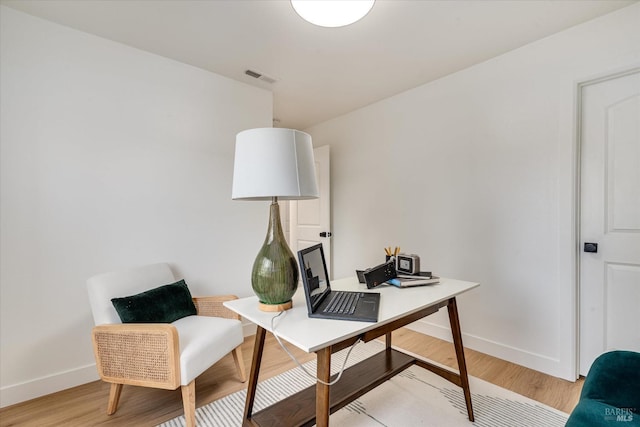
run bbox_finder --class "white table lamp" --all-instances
[232,128,319,311]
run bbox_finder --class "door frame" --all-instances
[573,65,640,378]
[289,145,331,276]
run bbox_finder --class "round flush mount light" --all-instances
[291,0,375,28]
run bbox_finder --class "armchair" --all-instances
[87,263,246,427]
[566,350,640,426]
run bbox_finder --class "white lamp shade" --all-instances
[232,128,319,200]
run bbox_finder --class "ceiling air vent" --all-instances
[245,69,277,84]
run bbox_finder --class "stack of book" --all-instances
[387,273,440,288]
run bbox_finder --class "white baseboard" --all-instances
[0,364,98,408]
[406,319,568,380]
[0,318,569,408]
[2,321,258,408]
[242,318,566,378]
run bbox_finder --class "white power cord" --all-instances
[270,310,362,386]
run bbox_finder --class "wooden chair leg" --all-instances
[181,381,196,427]
[232,345,247,382]
[106,383,123,415]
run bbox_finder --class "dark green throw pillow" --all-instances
[111,280,197,323]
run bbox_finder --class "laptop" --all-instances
[298,243,380,322]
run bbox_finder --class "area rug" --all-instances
[158,340,568,427]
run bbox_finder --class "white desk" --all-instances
[225,276,479,427]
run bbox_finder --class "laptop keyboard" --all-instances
[323,292,364,314]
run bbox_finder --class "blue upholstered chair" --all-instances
[565,350,640,426]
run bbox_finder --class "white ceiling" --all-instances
[2,0,636,129]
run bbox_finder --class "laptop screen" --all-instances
[298,243,330,311]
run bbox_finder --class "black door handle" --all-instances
[584,243,598,253]
[319,232,332,238]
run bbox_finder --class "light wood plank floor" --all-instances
[0,328,583,426]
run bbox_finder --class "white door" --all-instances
[579,69,640,376]
[290,145,331,276]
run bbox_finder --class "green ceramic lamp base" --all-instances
[252,200,298,312]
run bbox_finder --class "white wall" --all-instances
[306,3,640,381]
[0,6,272,407]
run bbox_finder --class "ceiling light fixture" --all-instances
[291,0,375,28]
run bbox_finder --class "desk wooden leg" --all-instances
[243,326,266,426]
[385,332,392,349]
[316,346,331,427]
[447,297,474,422]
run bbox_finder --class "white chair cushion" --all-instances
[173,315,244,385]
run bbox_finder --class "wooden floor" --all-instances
[0,328,583,426]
